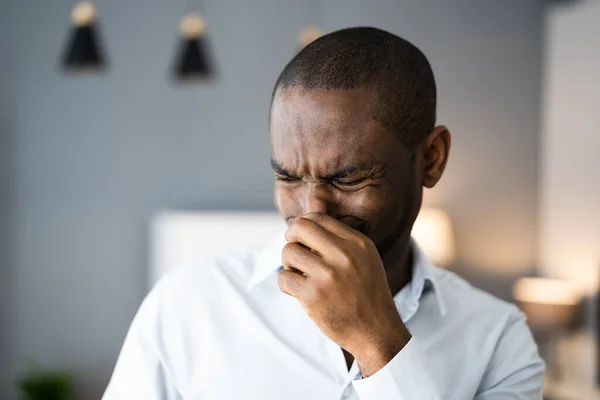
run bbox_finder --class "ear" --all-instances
[422,126,451,188]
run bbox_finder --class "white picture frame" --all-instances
[149,210,286,288]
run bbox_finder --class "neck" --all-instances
[381,234,413,296]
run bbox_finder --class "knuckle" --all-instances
[277,271,295,293]
[337,249,354,268]
[354,236,372,252]
[284,227,294,243]
[277,272,287,291]
[277,270,287,286]
[306,212,325,222]
[285,219,303,241]
[282,242,296,260]
[294,217,311,231]
[321,266,336,283]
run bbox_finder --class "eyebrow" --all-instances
[323,165,361,180]
[270,158,370,179]
[270,159,293,176]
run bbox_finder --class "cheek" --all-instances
[339,188,387,222]
[342,188,403,238]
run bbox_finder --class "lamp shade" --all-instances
[411,208,455,267]
[173,13,213,81]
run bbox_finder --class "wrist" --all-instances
[352,326,411,377]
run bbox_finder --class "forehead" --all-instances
[270,87,402,169]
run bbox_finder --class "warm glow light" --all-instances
[513,277,584,306]
[411,208,456,267]
[71,1,97,27]
[299,26,322,47]
[180,13,206,38]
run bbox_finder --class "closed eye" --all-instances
[332,177,368,187]
[275,175,301,183]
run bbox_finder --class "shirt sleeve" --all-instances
[102,278,182,400]
[474,307,545,400]
[352,337,448,400]
[352,306,544,400]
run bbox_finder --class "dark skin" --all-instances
[270,86,451,377]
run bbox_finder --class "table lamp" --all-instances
[513,277,584,381]
[411,207,456,267]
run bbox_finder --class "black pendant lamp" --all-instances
[61,1,107,72]
[298,26,322,51]
[172,12,214,81]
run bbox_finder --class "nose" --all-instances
[303,182,335,216]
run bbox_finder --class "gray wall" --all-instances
[2,0,545,398]
[1,0,14,396]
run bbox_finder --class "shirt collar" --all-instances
[246,235,446,317]
[246,233,287,291]
[401,239,447,318]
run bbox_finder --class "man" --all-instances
[103,27,544,399]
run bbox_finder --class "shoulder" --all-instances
[430,267,544,382]
[135,244,266,329]
[432,269,545,394]
[432,267,524,331]
[154,244,264,303]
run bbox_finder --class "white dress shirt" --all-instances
[103,236,545,400]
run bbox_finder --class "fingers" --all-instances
[285,216,341,256]
[301,212,356,239]
[277,269,306,298]
[282,242,330,278]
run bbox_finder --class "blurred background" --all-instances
[0,0,599,399]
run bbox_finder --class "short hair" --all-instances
[272,27,436,147]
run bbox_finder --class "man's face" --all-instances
[270,87,424,259]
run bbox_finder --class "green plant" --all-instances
[16,365,74,400]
